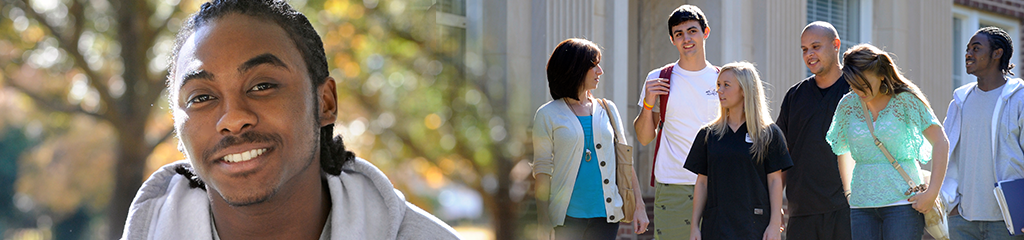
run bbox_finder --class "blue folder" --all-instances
[995,178,1024,236]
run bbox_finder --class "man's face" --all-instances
[965,33,1000,75]
[670,20,707,58]
[170,13,335,206]
[801,29,839,76]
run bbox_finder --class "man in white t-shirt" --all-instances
[632,5,719,240]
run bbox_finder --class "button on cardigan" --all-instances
[532,98,626,226]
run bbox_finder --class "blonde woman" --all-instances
[532,38,649,240]
[685,62,792,240]
[826,44,949,240]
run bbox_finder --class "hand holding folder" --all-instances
[994,178,1024,236]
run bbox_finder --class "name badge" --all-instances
[745,133,753,143]
[754,208,764,215]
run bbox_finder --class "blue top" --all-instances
[566,115,607,218]
[826,92,940,207]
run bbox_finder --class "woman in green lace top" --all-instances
[825,44,949,240]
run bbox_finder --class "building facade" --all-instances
[435,0,1023,238]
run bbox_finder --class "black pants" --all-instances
[785,207,853,240]
[554,216,619,240]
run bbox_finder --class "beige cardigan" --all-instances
[532,98,626,225]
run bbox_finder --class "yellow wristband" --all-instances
[643,100,654,110]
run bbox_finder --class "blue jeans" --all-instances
[948,214,1024,240]
[554,216,619,240]
[851,205,924,240]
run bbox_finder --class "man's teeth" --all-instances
[223,148,267,163]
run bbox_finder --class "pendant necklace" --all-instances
[565,98,593,162]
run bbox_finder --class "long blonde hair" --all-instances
[707,61,775,163]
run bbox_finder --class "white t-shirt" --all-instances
[637,61,720,185]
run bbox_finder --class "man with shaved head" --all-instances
[775,21,852,240]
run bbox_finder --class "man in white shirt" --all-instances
[633,5,720,240]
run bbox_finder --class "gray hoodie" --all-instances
[121,158,461,240]
[940,77,1024,212]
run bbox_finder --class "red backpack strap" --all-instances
[650,64,674,186]
[649,64,718,186]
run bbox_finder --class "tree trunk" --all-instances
[106,0,156,238]
[106,119,149,239]
[493,157,517,240]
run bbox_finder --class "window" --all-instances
[807,0,871,75]
[435,0,467,74]
[952,5,1022,89]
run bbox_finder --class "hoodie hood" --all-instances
[121,158,459,240]
[952,77,1024,106]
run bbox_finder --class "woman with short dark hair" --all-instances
[532,38,649,240]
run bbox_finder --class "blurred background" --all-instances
[0,0,537,239]
[2,0,1023,239]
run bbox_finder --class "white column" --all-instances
[611,0,629,126]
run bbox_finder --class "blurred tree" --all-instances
[1,0,187,238]
[316,1,531,239]
[2,0,532,239]
[0,127,35,235]
[53,207,90,240]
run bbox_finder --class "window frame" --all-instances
[952,5,1022,88]
[805,0,872,74]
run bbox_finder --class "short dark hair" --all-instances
[169,0,352,187]
[667,5,708,37]
[976,26,1016,76]
[546,38,601,101]
[170,0,329,93]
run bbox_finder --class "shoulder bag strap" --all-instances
[859,101,919,195]
[599,99,625,145]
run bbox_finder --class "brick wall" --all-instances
[957,0,1024,73]
[956,0,1024,19]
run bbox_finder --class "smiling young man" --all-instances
[941,26,1024,240]
[120,1,459,239]
[775,21,852,240]
[632,5,719,240]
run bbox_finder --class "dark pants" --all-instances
[554,216,619,240]
[786,207,853,240]
[851,205,924,240]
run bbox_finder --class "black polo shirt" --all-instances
[776,76,851,217]
[684,123,793,239]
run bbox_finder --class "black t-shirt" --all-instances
[819,82,831,96]
[684,123,793,240]
[775,76,851,217]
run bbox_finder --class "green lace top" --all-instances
[826,92,940,208]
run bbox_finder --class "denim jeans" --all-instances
[948,214,1024,240]
[554,216,619,240]
[851,204,924,240]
